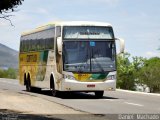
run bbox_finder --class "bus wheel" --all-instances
[26,75,32,92]
[50,76,58,97]
[95,91,104,98]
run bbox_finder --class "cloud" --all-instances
[83,0,119,3]
[99,0,119,4]
[145,51,160,58]
[64,0,119,7]
[0,20,10,26]
[36,8,49,15]
[22,8,49,15]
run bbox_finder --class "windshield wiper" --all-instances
[93,58,105,73]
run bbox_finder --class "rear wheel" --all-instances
[95,91,104,98]
[26,75,32,92]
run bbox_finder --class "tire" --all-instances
[50,75,58,97]
[95,91,104,98]
[26,75,32,92]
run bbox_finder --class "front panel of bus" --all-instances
[61,26,117,91]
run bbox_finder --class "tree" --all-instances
[117,53,146,91]
[117,53,136,90]
[139,57,160,93]
[0,69,7,78]
[132,56,145,71]
[0,68,17,79]
[132,56,146,84]
[117,53,160,93]
[0,0,24,25]
[6,68,17,79]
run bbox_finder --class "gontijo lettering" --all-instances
[26,54,37,62]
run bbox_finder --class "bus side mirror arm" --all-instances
[57,37,62,55]
[115,38,125,54]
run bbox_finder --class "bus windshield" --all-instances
[63,41,116,73]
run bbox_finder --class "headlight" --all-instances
[63,74,76,80]
[107,75,116,80]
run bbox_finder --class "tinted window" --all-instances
[20,28,55,52]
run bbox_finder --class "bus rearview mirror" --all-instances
[115,38,125,54]
[57,37,62,55]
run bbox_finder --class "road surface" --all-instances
[0,78,160,120]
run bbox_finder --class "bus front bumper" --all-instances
[61,79,116,91]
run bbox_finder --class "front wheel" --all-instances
[50,76,58,97]
[95,91,104,98]
[51,87,58,97]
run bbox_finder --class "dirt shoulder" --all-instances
[0,89,84,114]
[0,89,108,120]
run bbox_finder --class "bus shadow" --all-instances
[30,89,119,100]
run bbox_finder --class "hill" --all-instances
[0,43,18,69]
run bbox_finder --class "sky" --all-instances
[0,0,160,58]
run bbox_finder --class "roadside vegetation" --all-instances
[0,68,17,79]
[117,53,160,93]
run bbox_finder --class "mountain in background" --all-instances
[0,43,18,69]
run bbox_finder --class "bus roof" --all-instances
[21,21,112,36]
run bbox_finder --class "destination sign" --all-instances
[80,32,100,35]
[63,26,113,39]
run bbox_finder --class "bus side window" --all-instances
[56,26,61,37]
[20,37,24,52]
[37,39,40,50]
[45,28,55,49]
[41,39,45,50]
[30,34,35,51]
[45,38,49,49]
[39,31,47,50]
[48,38,54,49]
[31,33,36,51]
[36,32,40,50]
[31,38,37,51]
[26,39,30,52]
[23,35,28,52]
[28,39,32,51]
[23,40,27,52]
[20,40,22,52]
[45,30,49,49]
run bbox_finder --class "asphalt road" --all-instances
[0,78,160,119]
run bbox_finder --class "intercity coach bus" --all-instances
[19,21,124,98]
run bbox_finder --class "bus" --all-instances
[19,21,124,98]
